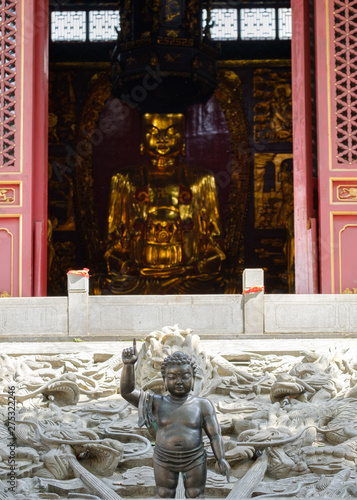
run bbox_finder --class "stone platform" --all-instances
[1,269,357,341]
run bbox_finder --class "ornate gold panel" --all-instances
[254,153,293,230]
[253,69,292,144]
[331,178,357,203]
[0,182,21,206]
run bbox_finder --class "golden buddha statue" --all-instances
[104,112,225,294]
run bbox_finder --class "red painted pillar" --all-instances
[315,0,357,293]
[291,0,318,293]
[32,0,49,296]
[0,0,48,297]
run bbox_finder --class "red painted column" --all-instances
[32,0,49,296]
[291,0,318,293]
[315,0,357,293]
[0,0,48,297]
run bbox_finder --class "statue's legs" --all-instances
[183,462,207,498]
[153,462,179,498]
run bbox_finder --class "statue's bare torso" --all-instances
[153,394,207,450]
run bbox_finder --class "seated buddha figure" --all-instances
[104,112,225,294]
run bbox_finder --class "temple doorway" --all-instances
[47,1,294,295]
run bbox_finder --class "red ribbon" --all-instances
[67,268,90,278]
[242,286,265,294]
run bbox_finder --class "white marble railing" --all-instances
[0,269,356,338]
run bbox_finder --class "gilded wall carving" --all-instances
[48,72,77,146]
[254,153,293,230]
[253,68,292,144]
[215,70,250,274]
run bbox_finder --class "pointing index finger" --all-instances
[133,337,137,355]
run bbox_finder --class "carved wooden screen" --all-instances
[0,1,17,171]
[0,0,48,297]
[315,0,357,293]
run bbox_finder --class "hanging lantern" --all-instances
[112,0,218,110]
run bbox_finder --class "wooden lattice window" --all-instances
[334,0,357,165]
[0,0,17,169]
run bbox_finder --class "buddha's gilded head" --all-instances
[141,113,185,159]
